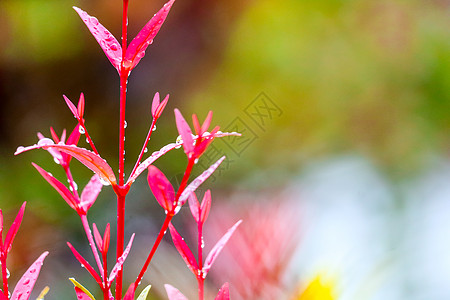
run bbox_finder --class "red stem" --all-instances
[64,166,80,200]
[130,118,157,178]
[134,214,172,289]
[134,158,196,289]
[79,119,99,155]
[1,255,8,298]
[115,192,126,299]
[116,1,129,299]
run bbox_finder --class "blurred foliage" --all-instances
[189,0,450,183]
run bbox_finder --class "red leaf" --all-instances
[80,174,103,213]
[214,283,230,300]
[127,142,178,185]
[168,223,198,276]
[164,284,188,300]
[123,283,136,300]
[67,242,102,285]
[103,223,111,254]
[73,7,122,72]
[32,163,79,212]
[178,156,225,207]
[200,190,212,224]
[203,220,242,274]
[147,166,175,212]
[188,193,200,223]
[10,251,48,300]
[108,234,135,284]
[4,202,26,255]
[201,111,213,135]
[123,0,175,70]
[16,141,116,186]
[174,109,194,155]
[78,93,85,119]
[0,292,7,300]
[153,94,169,119]
[74,287,92,300]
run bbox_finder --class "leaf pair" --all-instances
[168,220,242,279]
[67,234,135,288]
[165,282,230,300]
[147,156,226,215]
[74,0,175,74]
[32,163,102,216]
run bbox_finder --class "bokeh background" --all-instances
[0,0,449,299]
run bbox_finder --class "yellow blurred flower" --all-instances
[295,276,335,300]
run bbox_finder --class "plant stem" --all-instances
[116,1,129,299]
[115,192,126,299]
[64,166,80,200]
[130,118,157,178]
[134,214,172,289]
[1,256,8,298]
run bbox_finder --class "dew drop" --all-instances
[164,210,168,215]
[152,125,157,131]
[174,205,181,214]
[99,177,111,186]
[54,157,61,164]
[6,267,10,279]
[86,138,89,143]
[16,146,25,152]
[79,127,85,134]
[144,148,148,153]
[201,237,205,249]
[124,121,127,128]
[176,135,183,144]
[194,158,199,164]
[110,44,118,51]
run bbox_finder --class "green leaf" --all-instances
[136,285,152,300]
[69,278,96,300]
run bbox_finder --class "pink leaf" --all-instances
[151,92,160,117]
[4,202,26,255]
[214,283,230,300]
[178,156,226,207]
[168,223,198,276]
[16,141,116,186]
[147,166,175,212]
[73,7,122,72]
[123,283,135,300]
[203,220,242,274]
[32,163,79,212]
[188,193,200,223]
[80,174,103,212]
[74,287,92,300]
[67,242,102,285]
[11,251,48,300]
[127,142,178,185]
[63,95,79,119]
[164,284,188,300]
[174,109,194,155]
[92,223,103,250]
[108,234,135,283]
[0,292,7,300]
[123,0,175,70]
[200,190,212,224]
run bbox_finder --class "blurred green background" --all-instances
[0,0,449,299]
